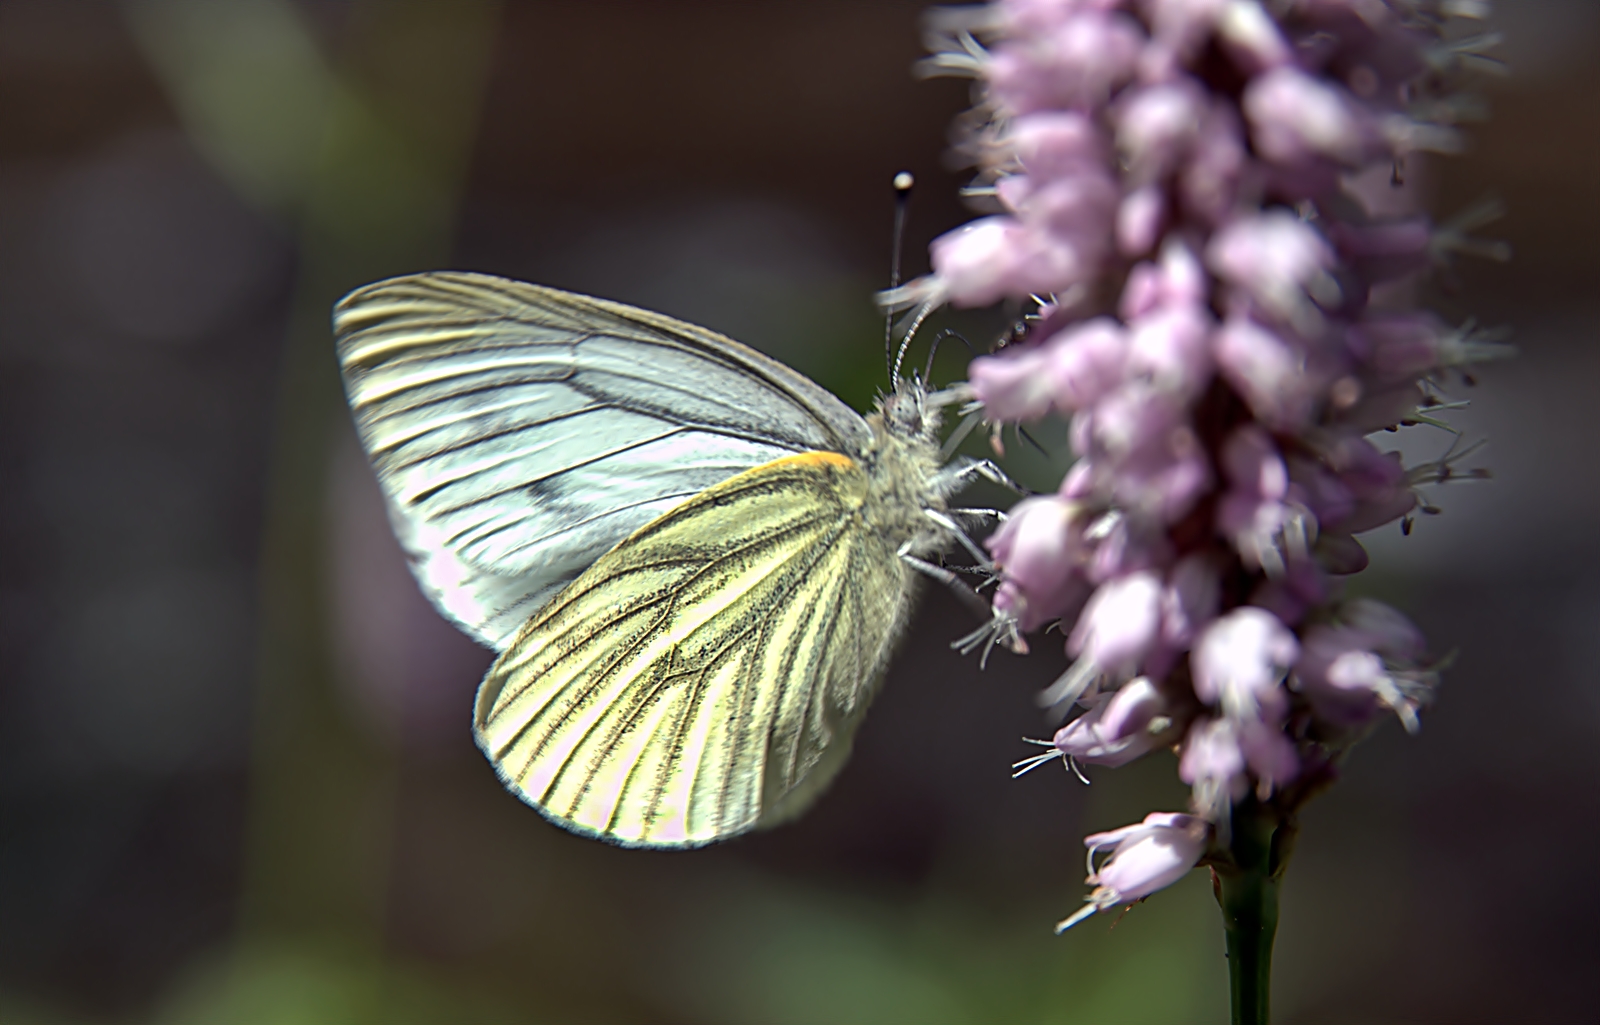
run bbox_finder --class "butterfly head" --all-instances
[879,373,942,444]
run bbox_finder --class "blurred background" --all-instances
[1,2,1595,1022]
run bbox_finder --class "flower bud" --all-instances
[1178,716,1248,813]
[969,345,1057,421]
[1056,812,1208,932]
[1117,185,1166,256]
[987,11,1145,114]
[1046,317,1130,411]
[998,170,1119,241]
[1326,218,1433,285]
[1010,111,1110,178]
[1207,211,1338,327]
[1068,570,1164,671]
[1084,383,1185,458]
[1107,423,1212,524]
[1214,316,1327,430]
[1116,79,1207,184]
[1128,303,1214,397]
[987,495,1091,631]
[1244,66,1377,167]
[1191,607,1298,723]
[1052,677,1180,768]
[1215,0,1291,73]
[931,216,1094,306]
[1297,603,1433,731]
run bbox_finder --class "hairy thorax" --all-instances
[859,389,949,556]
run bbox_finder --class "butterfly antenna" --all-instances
[885,170,914,386]
[924,328,974,383]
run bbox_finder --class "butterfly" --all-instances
[333,271,1016,847]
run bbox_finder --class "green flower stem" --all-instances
[1214,801,1297,1025]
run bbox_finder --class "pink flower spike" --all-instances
[997,0,1098,35]
[1333,379,1426,433]
[1191,607,1299,724]
[1120,260,1165,322]
[1337,488,1418,535]
[1079,509,1172,583]
[929,217,1028,307]
[1085,384,1185,459]
[1057,812,1207,932]
[997,170,1120,242]
[1306,435,1417,533]
[1217,427,1313,574]
[1067,570,1164,666]
[1157,237,1208,307]
[1287,455,1355,528]
[1068,573,1165,673]
[1119,238,1209,320]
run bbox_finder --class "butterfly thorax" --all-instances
[860,381,949,558]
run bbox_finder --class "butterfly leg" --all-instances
[936,458,1030,497]
[901,544,1027,662]
[898,546,996,624]
[923,509,997,575]
[945,506,1008,524]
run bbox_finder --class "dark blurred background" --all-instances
[0,2,1595,1022]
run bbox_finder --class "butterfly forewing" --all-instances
[475,451,913,847]
[333,272,872,650]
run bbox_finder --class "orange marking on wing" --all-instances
[759,450,857,472]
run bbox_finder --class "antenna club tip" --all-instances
[893,170,915,194]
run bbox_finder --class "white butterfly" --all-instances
[335,271,1015,846]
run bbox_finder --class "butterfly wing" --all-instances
[474,450,917,847]
[334,272,872,649]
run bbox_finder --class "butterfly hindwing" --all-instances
[474,451,915,847]
[333,272,873,649]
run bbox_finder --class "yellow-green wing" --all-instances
[474,451,914,847]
